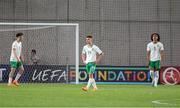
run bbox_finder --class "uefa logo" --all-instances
[162,67,180,85]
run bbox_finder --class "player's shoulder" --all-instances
[12,40,17,45]
[83,45,88,48]
[92,44,99,48]
[83,45,89,50]
[147,42,153,46]
[157,42,163,45]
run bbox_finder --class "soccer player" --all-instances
[81,35,103,91]
[147,33,164,87]
[8,33,24,86]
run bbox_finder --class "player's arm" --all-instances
[160,44,164,61]
[146,44,150,66]
[96,52,104,64]
[95,46,104,64]
[160,50,164,67]
[146,50,150,62]
[13,48,20,62]
[20,51,24,62]
[81,53,86,64]
[160,50,164,61]
[81,47,86,64]
[146,51,150,66]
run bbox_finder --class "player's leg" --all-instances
[8,68,16,86]
[82,63,97,91]
[87,74,94,89]
[89,63,97,91]
[82,63,91,91]
[13,61,24,86]
[154,60,160,87]
[83,74,97,91]
[149,61,155,86]
[8,62,17,86]
[150,69,155,86]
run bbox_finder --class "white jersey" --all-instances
[82,44,102,64]
[10,40,22,61]
[147,42,164,61]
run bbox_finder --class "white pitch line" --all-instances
[152,99,180,106]
[152,100,169,105]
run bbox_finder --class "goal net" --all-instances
[0,22,79,84]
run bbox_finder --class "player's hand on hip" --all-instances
[95,60,99,65]
[17,58,21,62]
[83,61,86,65]
[20,57,24,62]
[21,59,24,62]
[147,61,150,67]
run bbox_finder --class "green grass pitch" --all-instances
[0,84,180,108]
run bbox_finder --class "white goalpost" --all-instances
[0,22,79,84]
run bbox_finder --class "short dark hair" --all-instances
[86,35,93,38]
[151,33,160,41]
[32,49,36,54]
[16,33,23,37]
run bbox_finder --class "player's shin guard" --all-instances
[8,72,14,85]
[150,70,154,85]
[154,71,159,87]
[15,73,22,81]
[86,78,93,89]
[92,78,97,89]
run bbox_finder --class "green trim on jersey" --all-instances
[10,61,23,69]
[149,60,161,70]
[86,62,96,74]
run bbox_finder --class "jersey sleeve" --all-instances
[12,42,17,49]
[147,44,150,51]
[95,46,103,55]
[160,43,164,51]
[82,46,86,54]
